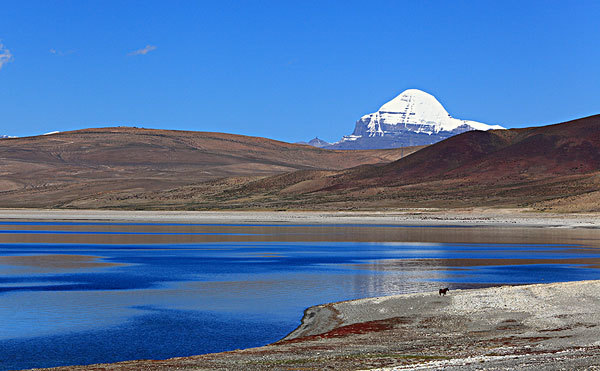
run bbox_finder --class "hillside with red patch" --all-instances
[369,115,600,186]
[2,116,598,211]
[180,114,600,211]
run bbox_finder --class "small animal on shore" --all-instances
[439,288,449,296]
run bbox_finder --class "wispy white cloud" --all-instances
[50,48,74,56]
[0,42,13,70]
[128,45,157,56]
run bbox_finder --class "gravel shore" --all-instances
[1,208,599,229]
[36,280,600,370]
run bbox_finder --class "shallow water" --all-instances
[1,222,600,370]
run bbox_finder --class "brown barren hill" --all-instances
[379,114,600,183]
[0,127,422,208]
[343,114,600,210]
[4,115,598,211]
[146,115,600,211]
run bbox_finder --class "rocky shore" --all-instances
[37,280,600,370]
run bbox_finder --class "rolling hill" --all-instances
[78,115,600,211]
[0,127,422,208]
[2,115,599,211]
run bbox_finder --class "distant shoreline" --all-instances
[0,208,599,229]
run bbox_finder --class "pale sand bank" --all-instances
[1,208,599,228]
[36,280,600,370]
[0,254,122,273]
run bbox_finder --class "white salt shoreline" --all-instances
[0,208,598,229]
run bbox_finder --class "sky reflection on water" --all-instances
[1,225,600,370]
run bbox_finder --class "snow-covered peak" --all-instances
[379,89,444,115]
[359,89,503,136]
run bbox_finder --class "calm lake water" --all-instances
[1,222,600,370]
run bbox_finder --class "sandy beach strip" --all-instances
[0,208,599,228]
[0,254,123,274]
[1,208,598,246]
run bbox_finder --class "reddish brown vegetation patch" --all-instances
[281,317,413,344]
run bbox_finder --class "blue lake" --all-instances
[1,222,600,370]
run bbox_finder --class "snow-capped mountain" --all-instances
[326,89,504,149]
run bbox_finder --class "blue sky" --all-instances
[0,1,599,142]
